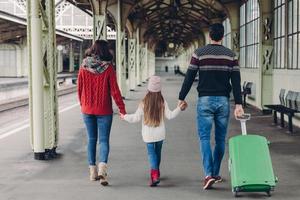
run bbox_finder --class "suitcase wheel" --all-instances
[234,191,239,198]
[266,190,271,197]
[232,187,240,197]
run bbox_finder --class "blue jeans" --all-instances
[146,141,164,170]
[82,114,113,166]
[197,96,230,177]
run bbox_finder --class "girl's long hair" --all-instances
[142,91,165,127]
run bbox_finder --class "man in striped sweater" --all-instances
[178,23,244,190]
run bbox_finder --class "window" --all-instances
[274,0,286,69]
[287,0,300,69]
[239,0,260,68]
[274,0,300,70]
[222,18,232,49]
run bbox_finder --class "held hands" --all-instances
[178,100,188,111]
[234,104,244,118]
[119,113,125,120]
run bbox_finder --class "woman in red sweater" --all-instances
[77,40,126,186]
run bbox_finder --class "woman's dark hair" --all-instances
[87,40,113,61]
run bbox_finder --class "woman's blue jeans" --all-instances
[146,141,164,170]
[197,96,230,177]
[82,114,113,166]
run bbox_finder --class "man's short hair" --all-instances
[209,23,224,42]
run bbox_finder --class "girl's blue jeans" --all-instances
[146,140,164,170]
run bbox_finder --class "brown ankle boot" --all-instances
[89,165,98,181]
[98,162,108,186]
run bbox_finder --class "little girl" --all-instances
[120,76,186,186]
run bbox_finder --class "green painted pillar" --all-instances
[143,43,148,82]
[93,15,106,41]
[42,0,59,157]
[27,0,59,160]
[69,42,74,72]
[260,2,274,110]
[116,0,127,97]
[79,42,83,67]
[136,28,141,86]
[27,0,58,160]
[128,38,136,91]
[57,48,63,73]
[27,0,45,158]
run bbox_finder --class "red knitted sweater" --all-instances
[77,65,126,115]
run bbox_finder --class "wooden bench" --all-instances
[241,81,253,108]
[265,89,300,133]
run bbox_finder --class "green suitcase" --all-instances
[228,114,278,197]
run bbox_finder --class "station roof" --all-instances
[66,0,240,49]
[0,10,84,44]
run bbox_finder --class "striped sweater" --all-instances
[179,44,242,104]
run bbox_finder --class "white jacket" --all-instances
[124,101,181,143]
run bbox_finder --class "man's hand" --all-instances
[178,100,188,111]
[234,104,244,118]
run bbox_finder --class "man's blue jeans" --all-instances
[82,114,113,166]
[146,141,163,170]
[197,96,230,177]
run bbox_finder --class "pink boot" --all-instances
[150,169,160,187]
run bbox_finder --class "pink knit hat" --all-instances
[148,76,161,92]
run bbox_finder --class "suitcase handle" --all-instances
[236,113,251,135]
[235,113,251,121]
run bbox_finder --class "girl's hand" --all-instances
[119,113,125,120]
[178,101,188,111]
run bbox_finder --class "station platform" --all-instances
[0,73,77,112]
[0,74,300,200]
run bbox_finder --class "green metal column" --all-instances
[140,45,146,83]
[143,43,148,82]
[27,0,44,158]
[69,41,74,72]
[93,15,106,41]
[152,51,155,76]
[260,1,274,110]
[128,38,136,91]
[148,51,155,76]
[116,0,127,97]
[42,0,59,158]
[121,32,127,96]
[135,28,141,86]
[57,49,63,73]
[91,0,107,41]
[79,42,83,66]
[225,3,240,54]
[27,0,59,160]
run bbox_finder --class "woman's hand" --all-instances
[119,113,125,120]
